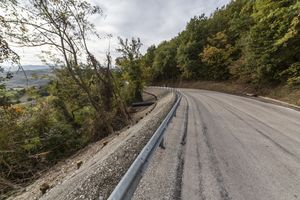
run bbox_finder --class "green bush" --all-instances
[280,63,300,86]
[0,100,82,195]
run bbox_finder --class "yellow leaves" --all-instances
[200,46,223,64]
[13,106,23,114]
[201,46,215,62]
[200,32,234,65]
[207,31,228,48]
[0,105,22,113]
[275,14,300,46]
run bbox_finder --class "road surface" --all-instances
[133,89,300,200]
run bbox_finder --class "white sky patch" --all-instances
[9,0,230,65]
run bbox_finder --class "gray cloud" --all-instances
[14,0,231,65]
[96,0,230,44]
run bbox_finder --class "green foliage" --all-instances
[0,0,20,106]
[0,0,20,100]
[152,40,180,81]
[176,15,209,79]
[2,0,130,137]
[141,45,156,82]
[200,32,235,80]
[244,0,300,84]
[0,87,10,106]
[281,63,300,86]
[1,0,131,197]
[0,102,80,195]
[116,37,144,102]
[143,0,300,87]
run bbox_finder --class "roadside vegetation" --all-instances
[0,0,147,198]
[141,0,300,105]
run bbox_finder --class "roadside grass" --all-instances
[177,81,256,95]
[266,85,300,106]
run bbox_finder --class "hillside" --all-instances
[4,69,52,89]
[141,0,300,104]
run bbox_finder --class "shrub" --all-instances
[0,101,81,196]
[280,63,300,86]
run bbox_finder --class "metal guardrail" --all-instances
[107,89,182,200]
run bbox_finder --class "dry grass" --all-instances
[176,81,256,95]
[266,85,300,106]
[166,80,300,106]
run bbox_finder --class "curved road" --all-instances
[134,89,300,200]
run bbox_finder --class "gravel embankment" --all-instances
[10,89,175,200]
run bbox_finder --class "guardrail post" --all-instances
[107,91,182,200]
[173,91,179,117]
[159,137,165,149]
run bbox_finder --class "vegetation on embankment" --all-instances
[140,0,300,104]
[0,0,145,198]
[165,81,300,106]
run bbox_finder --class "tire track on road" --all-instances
[187,93,231,200]
[174,97,189,200]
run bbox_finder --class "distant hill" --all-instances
[4,68,53,89]
[3,65,51,72]
[22,65,51,71]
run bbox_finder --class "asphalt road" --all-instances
[134,89,300,200]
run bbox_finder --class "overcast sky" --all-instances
[13,0,230,66]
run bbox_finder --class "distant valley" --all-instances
[4,66,53,88]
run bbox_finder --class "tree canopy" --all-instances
[0,1,131,196]
[142,0,300,87]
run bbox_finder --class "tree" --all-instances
[152,40,180,83]
[0,36,19,106]
[0,37,19,69]
[244,0,300,84]
[142,0,300,87]
[141,45,156,83]
[0,0,20,106]
[176,15,209,79]
[0,0,136,196]
[116,37,144,102]
[200,32,234,80]
[2,0,130,135]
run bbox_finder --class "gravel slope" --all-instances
[10,90,175,200]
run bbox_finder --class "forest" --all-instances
[141,0,300,98]
[0,0,299,198]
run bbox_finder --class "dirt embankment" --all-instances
[162,80,300,107]
[9,88,175,200]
